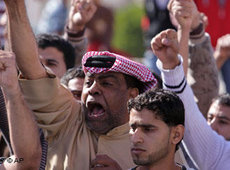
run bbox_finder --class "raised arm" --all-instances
[0,50,41,170]
[168,0,219,115]
[151,29,230,170]
[168,0,200,76]
[4,0,47,79]
[64,0,97,66]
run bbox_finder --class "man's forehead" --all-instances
[209,102,230,115]
[130,109,155,123]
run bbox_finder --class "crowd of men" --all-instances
[0,0,229,170]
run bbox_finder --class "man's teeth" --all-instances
[90,106,104,117]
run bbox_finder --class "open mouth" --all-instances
[87,102,105,118]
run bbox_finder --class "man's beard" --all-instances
[133,138,170,166]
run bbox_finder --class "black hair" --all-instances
[151,71,162,89]
[124,74,146,94]
[124,71,161,94]
[61,66,85,86]
[128,89,185,150]
[212,93,230,107]
[36,34,75,69]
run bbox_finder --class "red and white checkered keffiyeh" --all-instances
[82,51,157,92]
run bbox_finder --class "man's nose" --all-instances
[88,81,101,95]
[131,128,144,144]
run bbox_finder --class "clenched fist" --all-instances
[0,50,19,96]
[68,0,97,32]
[151,29,180,69]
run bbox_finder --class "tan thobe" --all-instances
[19,77,135,170]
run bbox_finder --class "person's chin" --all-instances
[85,116,110,134]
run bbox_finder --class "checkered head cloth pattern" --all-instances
[82,51,157,92]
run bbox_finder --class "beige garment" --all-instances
[19,77,135,170]
[19,76,191,170]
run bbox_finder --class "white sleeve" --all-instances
[157,55,230,170]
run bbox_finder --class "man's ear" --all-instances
[128,88,139,99]
[171,125,184,145]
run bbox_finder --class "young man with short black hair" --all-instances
[128,89,187,170]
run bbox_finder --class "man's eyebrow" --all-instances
[47,59,58,64]
[139,124,157,128]
[217,116,230,121]
[130,123,156,128]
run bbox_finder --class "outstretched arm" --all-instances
[151,29,230,170]
[0,50,41,170]
[64,0,97,66]
[168,0,219,116]
[4,0,47,79]
[168,0,200,76]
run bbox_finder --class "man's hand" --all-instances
[214,34,230,69]
[0,50,19,96]
[91,154,122,170]
[168,0,200,31]
[200,12,208,29]
[151,29,180,70]
[216,34,230,58]
[67,0,97,32]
